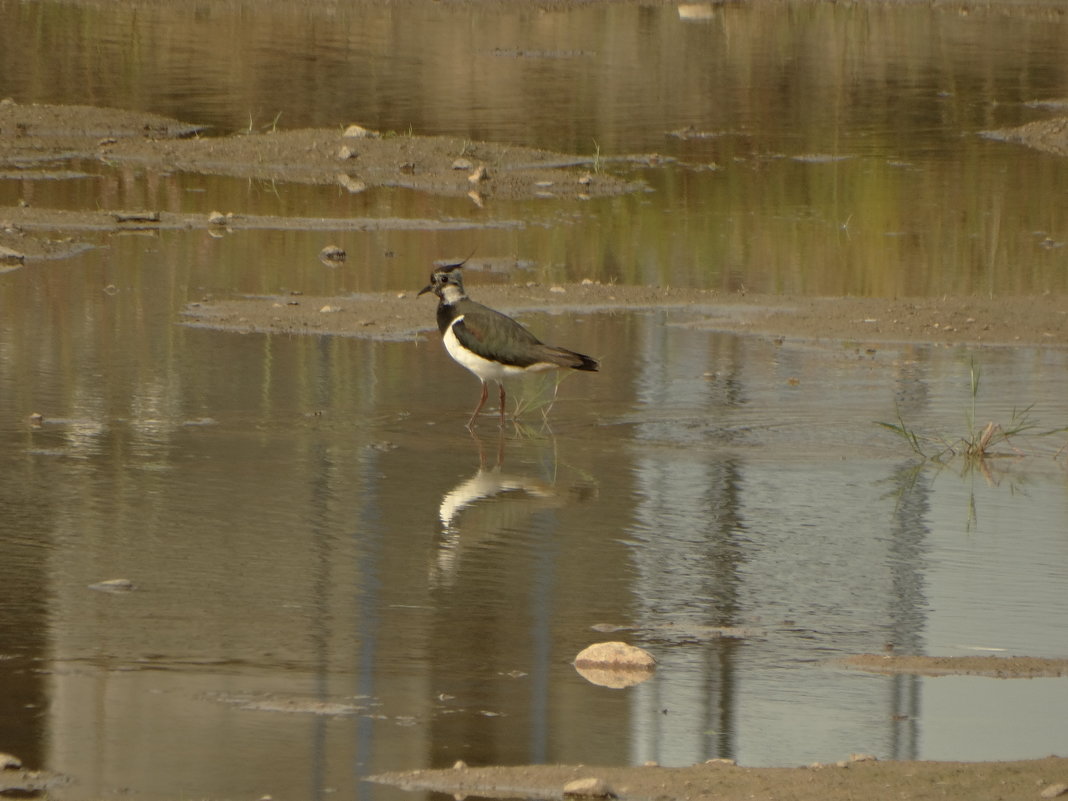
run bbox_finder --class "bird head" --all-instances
[418,254,470,298]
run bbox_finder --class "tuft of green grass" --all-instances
[876,361,1064,464]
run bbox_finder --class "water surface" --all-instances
[1,2,1068,800]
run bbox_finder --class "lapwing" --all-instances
[419,262,599,427]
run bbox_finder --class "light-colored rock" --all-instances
[468,165,489,183]
[452,158,473,171]
[575,641,656,669]
[319,245,346,262]
[1041,783,1068,799]
[0,244,26,265]
[337,174,367,194]
[573,642,656,688]
[89,578,134,593]
[337,145,358,160]
[0,753,23,770]
[343,124,378,139]
[208,211,228,226]
[849,753,878,763]
[563,777,615,798]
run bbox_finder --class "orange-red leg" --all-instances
[467,381,490,429]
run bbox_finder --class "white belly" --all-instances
[443,316,554,382]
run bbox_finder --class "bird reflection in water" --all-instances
[431,429,595,584]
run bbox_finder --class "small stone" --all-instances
[1041,784,1068,799]
[399,161,416,174]
[581,278,595,285]
[337,145,358,160]
[550,285,566,293]
[848,753,877,763]
[452,760,467,770]
[574,642,656,670]
[97,137,118,148]
[535,180,554,188]
[320,245,346,262]
[28,412,44,428]
[0,752,23,770]
[563,778,615,798]
[704,758,736,766]
[343,124,378,139]
[337,174,367,194]
[319,305,341,313]
[452,158,473,171]
[578,173,593,185]
[0,244,26,264]
[208,211,228,226]
[468,165,489,183]
[89,578,134,593]
[113,210,160,223]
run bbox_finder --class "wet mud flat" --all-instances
[3,100,1068,346]
[180,282,1068,347]
[369,757,1068,801]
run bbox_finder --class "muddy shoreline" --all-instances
[180,283,1068,347]
[4,101,1067,347]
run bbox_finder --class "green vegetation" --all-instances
[877,361,1066,464]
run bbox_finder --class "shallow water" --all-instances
[2,2,1068,800]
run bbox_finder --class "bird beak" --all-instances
[418,284,433,296]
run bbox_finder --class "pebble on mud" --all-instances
[468,165,489,183]
[0,244,25,264]
[337,174,367,194]
[207,211,230,226]
[1041,784,1068,799]
[849,753,878,763]
[563,778,616,798]
[337,145,358,160]
[451,158,474,171]
[28,412,44,428]
[343,124,379,139]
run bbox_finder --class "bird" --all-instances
[418,261,599,428]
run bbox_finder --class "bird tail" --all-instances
[543,347,599,372]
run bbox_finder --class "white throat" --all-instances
[440,283,466,304]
